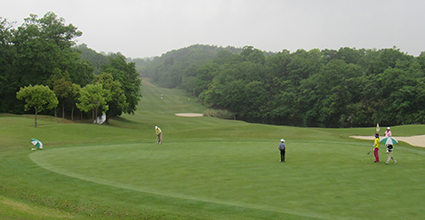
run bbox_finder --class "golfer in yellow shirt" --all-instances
[155,126,162,144]
[373,133,380,162]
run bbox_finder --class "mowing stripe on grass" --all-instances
[30,138,425,220]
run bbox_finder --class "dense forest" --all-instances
[3,12,425,128]
[0,12,142,123]
[143,45,425,128]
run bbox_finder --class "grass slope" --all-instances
[1,78,425,219]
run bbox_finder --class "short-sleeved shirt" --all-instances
[374,138,380,149]
[279,143,286,150]
[155,127,162,135]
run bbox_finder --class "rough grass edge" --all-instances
[203,109,235,119]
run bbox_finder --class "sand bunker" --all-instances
[350,135,425,148]
[175,113,203,117]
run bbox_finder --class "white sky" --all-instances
[2,0,425,58]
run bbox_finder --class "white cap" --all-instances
[387,127,390,129]
[281,139,285,142]
[155,126,158,129]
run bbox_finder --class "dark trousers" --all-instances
[280,149,286,162]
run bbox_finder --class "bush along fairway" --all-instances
[1,78,425,219]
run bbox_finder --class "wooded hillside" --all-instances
[143,45,425,128]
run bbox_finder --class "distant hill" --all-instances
[141,44,275,88]
[73,44,109,74]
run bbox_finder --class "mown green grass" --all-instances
[1,78,425,219]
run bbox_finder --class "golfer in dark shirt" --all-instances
[278,139,286,162]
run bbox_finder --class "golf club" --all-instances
[367,147,373,155]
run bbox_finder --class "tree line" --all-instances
[144,45,425,128]
[0,12,142,126]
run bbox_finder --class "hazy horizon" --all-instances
[2,0,425,58]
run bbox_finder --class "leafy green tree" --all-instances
[314,60,361,127]
[269,87,297,125]
[337,47,365,64]
[286,49,323,85]
[0,17,17,112]
[74,43,109,74]
[378,61,425,125]
[264,50,290,79]
[101,54,141,114]
[199,79,226,109]
[241,81,269,121]
[69,83,81,121]
[16,85,59,127]
[70,59,95,87]
[182,64,199,95]
[193,62,220,96]
[46,68,71,117]
[321,49,338,63]
[12,12,82,86]
[212,50,235,65]
[348,73,386,127]
[93,73,127,123]
[240,46,266,64]
[358,47,412,76]
[240,46,255,59]
[77,83,111,123]
[53,77,72,118]
[2,12,88,114]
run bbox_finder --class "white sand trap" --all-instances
[350,135,425,147]
[175,113,203,117]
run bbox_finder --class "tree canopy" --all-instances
[77,83,111,122]
[1,12,142,123]
[143,45,425,128]
[16,85,59,127]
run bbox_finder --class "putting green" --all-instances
[29,139,425,219]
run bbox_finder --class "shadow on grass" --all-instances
[110,116,139,124]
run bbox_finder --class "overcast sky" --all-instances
[2,0,425,58]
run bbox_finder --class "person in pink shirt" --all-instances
[384,127,394,155]
[384,127,392,137]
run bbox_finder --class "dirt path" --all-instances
[350,135,425,147]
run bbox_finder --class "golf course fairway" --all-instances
[1,78,425,219]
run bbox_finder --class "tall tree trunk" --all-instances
[62,102,65,118]
[92,109,95,122]
[95,107,98,123]
[106,112,111,124]
[71,105,74,121]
